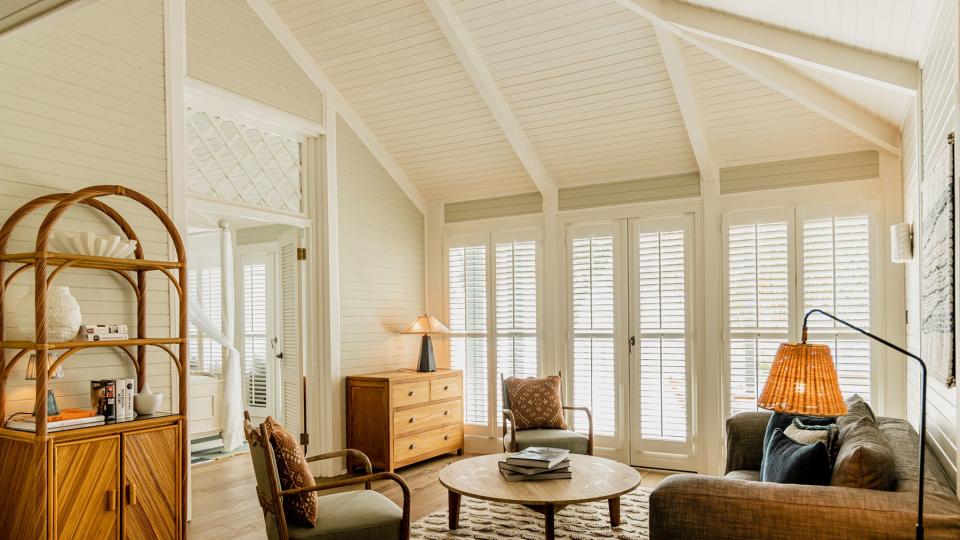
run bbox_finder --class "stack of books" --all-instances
[7,408,105,432]
[81,324,129,341]
[499,447,572,482]
[91,378,136,420]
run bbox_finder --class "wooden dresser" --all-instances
[346,369,464,472]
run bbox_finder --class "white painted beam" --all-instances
[654,26,718,182]
[246,0,428,214]
[424,0,557,198]
[613,0,901,156]
[666,0,918,95]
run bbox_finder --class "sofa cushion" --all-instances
[504,428,589,454]
[505,375,567,430]
[725,470,760,482]
[836,394,876,428]
[786,418,839,459]
[761,412,835,469]
[265,416,318,528]
[832,417,897,490]
[762,428,832,485]
[288,490,403,540]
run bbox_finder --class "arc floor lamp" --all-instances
[759,309,928,540]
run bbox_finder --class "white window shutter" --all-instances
[803,216,872,402]
[243,261,270,411]
[571,233,616,437]
[188,266,223,374]
[448,244,488,425]
[279,230,303,433]
[727,221,790,416]
[637,229,687,442]
[495,239,538,422]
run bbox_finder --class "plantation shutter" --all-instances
[448,243,488,425]
[278,229,303,433]
[637,228,687,442]
[495,238,538,423]
[242,257,270,414]
[571,230,616,437]
[727,220,790,416]
[802,215,872,401]
[188,267,224,373]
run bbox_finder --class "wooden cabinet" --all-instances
[346,369,464,472]
[0,415,183,539]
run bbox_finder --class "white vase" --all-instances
[134,382,163,415]
[16,286,82,343]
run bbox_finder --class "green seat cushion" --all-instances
[287,490,403,540]
[505,429,589,454]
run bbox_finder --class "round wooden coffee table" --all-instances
[439,453,640,540]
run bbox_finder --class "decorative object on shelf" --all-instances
[402,314,450,372]
[890,223,913,263]
[134,381,163,415]
[919,131,955,387]
[25,353,64,416]
[50,230,138,258]
[760,309,930,540]
[15,286,82,342]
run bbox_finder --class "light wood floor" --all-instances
[188,452,676,539]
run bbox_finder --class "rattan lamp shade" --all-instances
[757,342,848,417]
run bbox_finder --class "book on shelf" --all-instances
[83,333,129,342]
[505,447,570,469]
[6,412,105,433]
[81,324,129,335]
[115,378,135,419]
[498,459,570,476]
[91,380,116,420]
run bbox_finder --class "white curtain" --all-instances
[188,223,244,451]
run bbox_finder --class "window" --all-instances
[726,208,874,416]
[242,258,270,410]
[570,231,616,437]
[637,227,688,442]
[448,243,488,425]
[447,232,540,429]
[188,266,223,374]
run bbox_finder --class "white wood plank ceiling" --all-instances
[265,0,935,203]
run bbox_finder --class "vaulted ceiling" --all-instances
[265,0,937,203]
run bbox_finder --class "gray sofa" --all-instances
[650,411,960,539]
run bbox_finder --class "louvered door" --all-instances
[278,228,304,434]
[240,251,276,419]
[629,217,694,469]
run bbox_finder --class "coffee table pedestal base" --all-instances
[447,493,622,540]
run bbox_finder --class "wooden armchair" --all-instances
[501,372,594,455]
[243,413,411,540]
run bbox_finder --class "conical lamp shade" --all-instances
[757,342,848,417]
[402,314,450,335]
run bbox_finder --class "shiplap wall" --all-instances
[445,192,542,223]
[0,0,172,414]
[559,172,700,210]
[719,151,879,194]
[903,0,959,487]
[337,116,424,381]
[0,0,76,35]
[186,0,324,125]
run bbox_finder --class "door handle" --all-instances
[127,483,137,506]
[106,489,117,511]
[628,336,636,353]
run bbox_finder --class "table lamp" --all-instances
[760,309,928,540]
[26,353,64,416]
[403,314,450,372]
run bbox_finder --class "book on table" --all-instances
[505,447,570,469]
[498,459,571,476]
[499,447,572,481]
[6,410,105,432]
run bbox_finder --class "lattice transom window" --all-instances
[186,107,303,213]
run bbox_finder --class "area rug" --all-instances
[411,487,650,539]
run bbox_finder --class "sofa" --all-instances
[649,411,960,539]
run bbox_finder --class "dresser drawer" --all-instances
[393,400,462,437]
[392,380,430,408]
[430,376,461,401]
[394,424,463,464]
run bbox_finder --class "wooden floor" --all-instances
[188,452,675,539]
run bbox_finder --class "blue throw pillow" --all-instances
[761,428,832,485]
[761,412,835,468]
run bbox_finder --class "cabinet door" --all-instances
[123,425,180,539]
[54,435,121,540]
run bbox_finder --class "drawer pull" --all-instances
[408,417,415,423]
[443,410,449,416]
[408,391,415,397]
[444,434,450,440]
[409,444,415,450]
[443,385,449,391]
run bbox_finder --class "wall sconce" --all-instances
[890,223,913,263]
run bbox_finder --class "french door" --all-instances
[567,216,696,471]
[239,248,279,419]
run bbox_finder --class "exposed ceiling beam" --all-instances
[654,26,718,182]
[665,0,918,95]
[613,0,901,156]
[424,0,558,199]
[246,0,427,213]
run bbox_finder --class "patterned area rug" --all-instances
[411,488,650,539]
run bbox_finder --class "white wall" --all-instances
[0,0,173,413]
[903,0,960,487]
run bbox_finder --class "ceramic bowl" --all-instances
[51,231,138,258]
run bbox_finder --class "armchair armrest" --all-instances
[281,472,412,540]
[307,449,373,488]
[562,406,594,455]
[724,411,770,474]
[502,409,518,452]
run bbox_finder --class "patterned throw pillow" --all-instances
[264,417,317,527]
[505,376,567,430]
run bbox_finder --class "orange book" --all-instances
[49,408,98,422]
